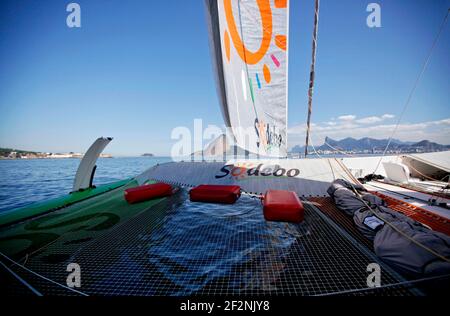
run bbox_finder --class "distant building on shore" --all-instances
[0,148,113,159]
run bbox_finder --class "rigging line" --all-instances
[0,260,42,296]
[350,184,450,263]
[324,141,356,157]
[308,136,345,182]
[67,194,175,261]
[0,251,89,296]
[334,157,360,184]
[314,273,450,296]
[303,196,416,291]
[368,181,449,207]
[14,178,145,262]
[310,137,339,180]
[329,160,450,263]
[366,182,437,204]
[305,0,320,157]
[372,9,450,175]
[327,158,336,180]
[304,135,337,180]
[308,136,322,159]
[406,160,448,182]
[17,183,130,263]
[400,162,450,205]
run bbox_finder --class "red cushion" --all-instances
[263,190,304,223]
[189,185,241,204]
[124,182,173,204]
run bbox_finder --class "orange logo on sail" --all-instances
[222,0,287,84]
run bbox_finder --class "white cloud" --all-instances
[350,113,395,124]
[430,118,450,125]
[337,115,356,121]
[355,116,383,124]
[332,113,395,125]
[382,114,395,119]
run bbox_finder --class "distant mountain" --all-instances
[289,137,450,154]
[409,140,449,151]
[290,145,310,153]
[392,139,415,146]
[323,136,396,150]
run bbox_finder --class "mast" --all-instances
[304,0,320,157]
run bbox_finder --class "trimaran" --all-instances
[1,0,449,296]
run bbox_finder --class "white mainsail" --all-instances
[205,0,289,157]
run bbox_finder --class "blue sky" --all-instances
[0,0,449,156]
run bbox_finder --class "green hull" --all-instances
[0,178,167,260]
[0,178,131,228]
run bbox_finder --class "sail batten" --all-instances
[206,0,289,157]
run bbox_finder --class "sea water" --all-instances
[0,157,171,213]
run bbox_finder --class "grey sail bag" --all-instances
[328,179,450,276]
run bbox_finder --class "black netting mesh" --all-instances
[1,188,418,296]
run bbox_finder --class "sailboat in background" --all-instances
[0,0,449,296]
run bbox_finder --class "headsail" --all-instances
[205,0,289,157]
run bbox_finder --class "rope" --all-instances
[372,9,449,175]
[308,137,323,159]
[406,160,449,182]
[0,251,89,296]
[18,181,132,263]
[0,260,42,296]
[324,141,356,157]
[314,273,450,296]
[348,185,450,264]
[328,158,450,264]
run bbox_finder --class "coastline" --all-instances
[0,154,113,160]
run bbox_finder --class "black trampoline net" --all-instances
[1,189,419,296]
